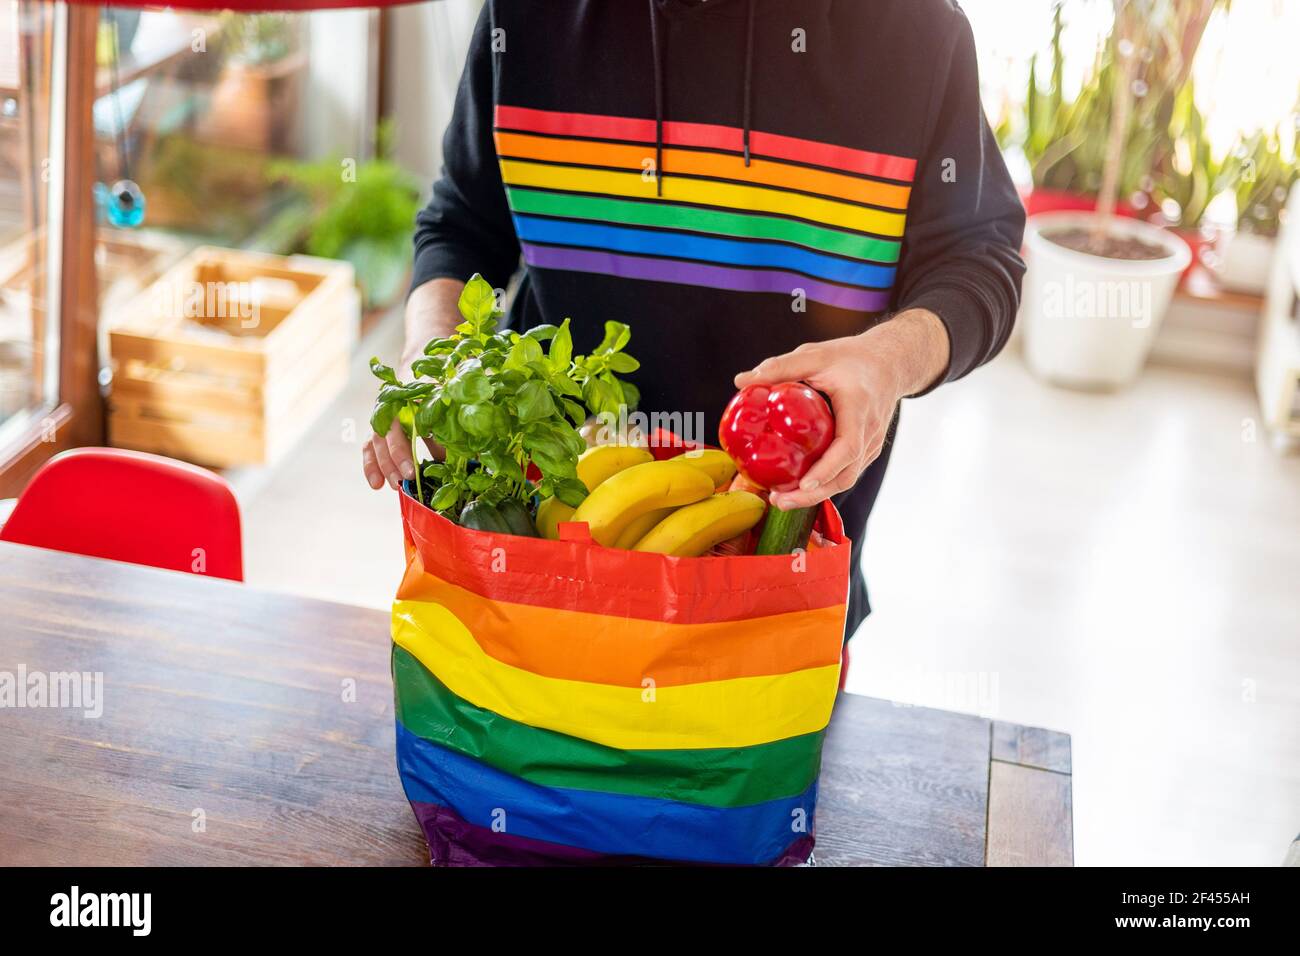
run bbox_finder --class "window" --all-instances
[0,0,62,449]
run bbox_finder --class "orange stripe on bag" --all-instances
[397,566,846,688]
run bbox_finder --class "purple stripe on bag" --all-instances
[411,802,815,867]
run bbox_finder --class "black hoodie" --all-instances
[411,0,1026,632]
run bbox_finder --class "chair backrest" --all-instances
[0,447,243,581]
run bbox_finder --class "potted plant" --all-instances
[269,121,422,313]
[1020,0,1222,389]
[199,13,305,154]
[1212,126,1300,295]
[1149,79,1228,284]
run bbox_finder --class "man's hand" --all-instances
[733,309,950,510]
[362,278,464,490]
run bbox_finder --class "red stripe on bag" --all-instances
[398,493,850,625]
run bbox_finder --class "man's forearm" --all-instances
[858,308,952,398]
[401,278,466,374]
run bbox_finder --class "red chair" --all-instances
[0,447,243,581]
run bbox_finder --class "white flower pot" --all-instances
[1213,231,1277,296]
[1020,212,1191,389]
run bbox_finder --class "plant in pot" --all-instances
[270,121,422,314]
[200,13,305,154]
[1016,0,1225,223]
[1020,0,1225,389]
[1211,125,1300,295]
[1149,77,1229,283]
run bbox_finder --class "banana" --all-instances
[612,506,676,550]
[633,491,767,557]
[669,448,738,489]
[571,460,714,547]
[576,444,654,492]
[535,496,576,539]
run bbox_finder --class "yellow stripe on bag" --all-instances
[392,600,840,751]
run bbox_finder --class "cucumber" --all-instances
[754,505,817,556]
[496,498,540,537]
[459,500,511,534]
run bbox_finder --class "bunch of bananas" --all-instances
[534,445,766,557]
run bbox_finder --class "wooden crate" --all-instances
[107,246,360,468]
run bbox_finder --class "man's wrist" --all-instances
[402,277,466,377]
[857,308,951,398]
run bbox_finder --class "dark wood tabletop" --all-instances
[0,541,1072,867]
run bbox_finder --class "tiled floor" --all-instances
[240,311,1300,866]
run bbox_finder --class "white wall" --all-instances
[304,9,380,160]
[384,0,483,190]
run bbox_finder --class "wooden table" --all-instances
[0,542,1072,866]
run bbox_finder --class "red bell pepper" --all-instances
[718,382,834,492]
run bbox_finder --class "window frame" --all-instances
[0,4,102,497]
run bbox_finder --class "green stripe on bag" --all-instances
[392,645,824,808]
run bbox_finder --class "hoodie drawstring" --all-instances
[648,0,666,196]
[743,0,755,166]
[648,0,757,192]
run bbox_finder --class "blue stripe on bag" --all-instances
[395,722,817,865]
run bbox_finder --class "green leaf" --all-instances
[548,371,583,399]
[377,381,436,403]
[552,420,587,459]
[595,321,631,354]
[446,364,494,404]
[413,397,441,436]
[457,274,499,329]
[370,399,398,435]
[582,377,621,418]
[562,398,587,425]
[492,368,527,392]
[606,352,640,373]
[437,402,467,447]
[516,380,557,422]
[480,449,526,484]
[410,355,449,379]
[617,379,641,412]
[531,449,577,480]
[522,424,566,458]
[522,323,559,342]
[554,477,589,508]
[525,360,555,381]
[548,318,573,370]
[369,356,398,385]
[430,483,460,513]
[505,335,543,370]
[458,402,500,437]
[396,404,415,440]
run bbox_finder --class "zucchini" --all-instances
[459,500,511,534]
[496,498,540,537]
[754,505,817,556]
